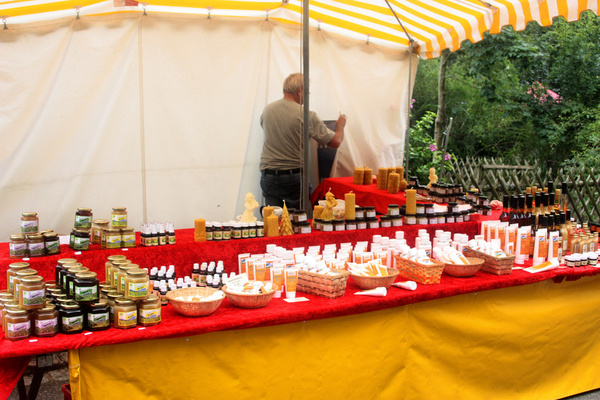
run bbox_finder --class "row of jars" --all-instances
[206,221,265,241]
[69,225,137,251]
[9,231,61,259]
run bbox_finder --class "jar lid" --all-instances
[120,227,134,233]
[9,234,26,240]
[107,255,127,261]
[62,302,81,310]
[75,272,98,279]
[423,203,434,208]
[74,229,90,234]
[6,309,29,316]
[67,266,88,273]
[64,262,83,269]
[0,293,15,301]
[57,258,78,265]
[38,304,56,312]
[115,298,134,305]
[93,219,109,225]
[106,292,122,300]
[43,232,58,238]
[77,208,92,212]
[21,212,38,217]
[90,300,108,307]
[112,260,131,266]
[27,234,43,240]
[3,303,20,311]
[16,269,38,277]
[126,268,148,276]
[143,294,160,303]
[9,262,30,269]
[112,207,127,211]
[120,264,139,271]
[388,204,399,208]
[20,275,43,284]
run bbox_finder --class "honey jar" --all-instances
[120,227,136,248]
[59,262,83,291]
[43,232,61,255]
[138,294,161,327]
[55,258,78,284]
[85,300,110,331]
[21,212,39,234]
[6,262,30,294]
[4,308,31,341]
[109,259,131,290]
[65,266,89,299]
[33,305,59,337]
[124,269,149,301]
[111,207,128,228]
[105,255,127,284]
[116,264,139,294]
[18,275,46,310]
[9,234,28,259]
[91,219,109,245]
[113,298,137,329]
[27,234,45,257]
[13,269,38,301]
[104,228,122,249]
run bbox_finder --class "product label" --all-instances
[9,243,27,256]
[7,321,31,339]
[9,275,15,291]
[88,312,109,328]
[112,214,127,227]
[21,220,38,233]
[74,237,90,250]
[118,310,137,327]
[62,316,83,332]
[74,285,98,302]
[45,240,60,254]
[106,235,121,249]
[127,282,149,298]
[122,234,135,247]
[74,215,92,229]
[139,309,161,324]
[168,235,176,245]
[28,242,45,255]
[22,288,46,306]
[35,318,58,335]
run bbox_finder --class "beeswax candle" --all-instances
[387,173,400,194]
[262,206,274,220]
[345,192,356,220]
[377,168,389,190]
[265,214,280,237]
[353,167,364,185]
[194,218,206,242]
[313,205,324,220]
[406,189,417,215]
[363,168,373,185]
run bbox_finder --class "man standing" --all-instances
[260,73,346,210]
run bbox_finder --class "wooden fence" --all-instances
[440,157,600,224]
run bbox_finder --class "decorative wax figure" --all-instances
[428,168,438,188]
[259,73,346,210]
[240,193,260,223]
[321,191,337,221]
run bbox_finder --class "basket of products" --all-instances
[222,283,278,309]
[297,269,350,299]
[463,247,515,275]
[395,256,445,285]
[443,257,484,278]
[166,287,225,317]
[350,268,399,290]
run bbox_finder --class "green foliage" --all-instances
[407,111,454,183]
[411,11,600,171]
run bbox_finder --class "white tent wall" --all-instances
[0,13,414,240]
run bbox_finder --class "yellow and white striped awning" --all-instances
[1,0,598,59]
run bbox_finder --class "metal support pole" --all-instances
[302,0,311,217]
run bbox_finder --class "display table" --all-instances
[2,217,600,399]
[311,177,409,214]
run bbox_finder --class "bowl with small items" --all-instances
[166,287,225,317]
[443,257,484,278]
[222,282,278,309]
[349,266,399,290]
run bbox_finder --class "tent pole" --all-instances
[302,0,311,217]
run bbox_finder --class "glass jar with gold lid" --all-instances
[111,207,128,228]
[55,258,78,284]
[0,295,16,328]
[13,269,38,301]
[113,298,137,329]
[59,302,84,334]
[73,272,99,305]
[120,227,136,248]
[104,228,122,249]
[43,232,61,255]
[124,268,149,301]
[9,234,28,259]
[18,275,46,310]
[65,266,89,299]
[106,291,121,322]
[91,219,109,245]
[59,262,83,291]
[7,262,30,294]
[105,255,127,284]
[116,264,139,295]
[4,308,31,341]
[2,301,19,332]
[21,212,39,234]
[27,234,45,257]
[74,208,93,229]
[33,304,58,337]
[109,259,131,289]
[138,294,161,327]
[85,300,110,331]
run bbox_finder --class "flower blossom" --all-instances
[429,144,437,152]
[444,154,451,161]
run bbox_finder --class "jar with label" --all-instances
[13,269,38,301]
[66,266,89,299]
[106,292,121,322]
[111,207,128,228]
[2,302,19,333]
[9,235,28,259]
[19,275,46,310]
[116,264,139,295]
[364,207,376,219]
[21,212,39,234]
[58,262,81,291]
[380,216,392,228]
[71,229,90,251]
[355,208,365,220]
[33,305,58,337]
[110,259,131,289]
[241,223,249,239]
[427,214,437,225]
[42,232,61,255]
[405,214,417,225]
[424,204,435,215]
[298,221,312,234]
[85,300,110,331]
[248,222,257,238]
[312,218,322,231]
[124,268,149,301]
[104,228,122,249]
[366,217,379,229]
[356,218,368,230]
[138,294,161,327]
[321,220,333,232]
[6,262,29,294]
[121,228,136,248]
[59,302,84,334]
[5,309,31,341]
[232,222,242,239]
[213,223,223,241]
[387,204,400,216]
[205,222,213,241]
[114,298,137,329]
[91,219,109,245]
[74,208,93,229]
[27,235,45,257]
[345,219,357,231]
[256,221,264,238]
[293,211,307,223]
[416,213,428,225]
[445,213,456,224]
[332,220,345,231]
[105,255,126,284]
[73,272,99,305]
[416,204,425,215]
[0,295,16,329]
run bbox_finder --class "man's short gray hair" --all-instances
[283,73,303,94]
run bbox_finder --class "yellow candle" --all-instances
[265,213,280,237]
[377,168,389,190]
[194,218,206,242]
[353,167,364,185]
[387,172,400,194]
[262,206,274,220]
[313,205,324,220]
[363,168,373,185]
[406,189,417,215]
[345,192,356,220]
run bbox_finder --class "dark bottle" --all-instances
[524,194,533,225]
[508,196,520,225]
[499,195,510,222]
[518,195,526,226]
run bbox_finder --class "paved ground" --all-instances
[7,351,600,400]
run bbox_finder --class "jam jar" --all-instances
[71,229,90,251]
[74,208,93,229]
[27,234,45,257]
[59,262,83,291]
[59,302,84,334]
[65,266,89,299]
[85,300,110,331]
[73,272,100,305]
[43,232,61,255]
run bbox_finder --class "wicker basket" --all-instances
[443,257,484,278]
[463,247,515,275]
[222,283,279,309]
[297,269,350,299]
[395,256,445,284]
[350,268,399,290]
[166,287,224,317]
